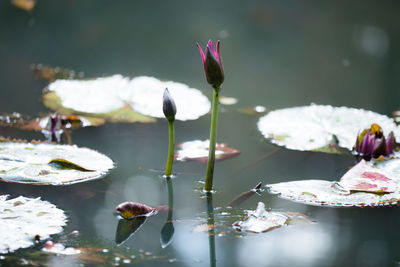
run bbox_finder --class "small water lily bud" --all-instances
[354,123,396,160]
[115,202,154,219]
[197,40,224,89]
[163,88,176,122]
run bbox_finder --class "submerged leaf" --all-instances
[175,140,241,162]
[44,75,210,122]
[257,104,400,153]
[0,195,67,253]
[0,142,114,185]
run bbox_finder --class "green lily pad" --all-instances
[44,75,211,122]
[267,158,400,207]
[0,195,67,254]
[0,142,114,185]
[257,104,400,153]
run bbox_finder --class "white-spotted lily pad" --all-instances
[257,104,400,153]
[0,195,67,253]
[175,140,241,162]
[44,75,211,122]
[0,142,114,185]
[267,159,400,207]
[232,202,308,233]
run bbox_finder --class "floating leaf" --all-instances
[257,104,400,153]
[339,160,397,193]
[232,202,308,233]
[175,140,241,163]
[0,195,67,253]
[0,142,114,185]
[44,75,210,122]
[115,202,155,220]
[267,180,400,208]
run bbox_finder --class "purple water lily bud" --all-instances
[163,88,176,122]
[354,123,396,160]
[197,40,224,89]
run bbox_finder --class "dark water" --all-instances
[1,1,400,266]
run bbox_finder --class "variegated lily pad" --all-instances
[257,104,400,153]
[0,142,114,185]
[232,202,309,233]
[44,75,210,122]
[267,159,400,207]
[0,195,67,254]
[175,140,241,163]
[339,160,397,193]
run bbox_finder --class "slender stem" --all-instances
[165,120,175,177]
[204,88,220,191]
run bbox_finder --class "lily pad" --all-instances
[232,202,309,233]
[339,160,397,193]
[267,179,400,207]
[44,75,210,122]
[257,104,400,153]
[0,142,114,185]
[267,158,400,207]
[0,195,67,254]
[175,140,241,163]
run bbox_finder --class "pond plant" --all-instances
[162,88,177,177]
[197,40,225,191]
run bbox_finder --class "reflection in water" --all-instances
[115,216,147,245]
[206,192,216,267]
[160,176,175,248]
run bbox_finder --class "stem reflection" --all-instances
[160,176,174,248]
[206,192,216,267]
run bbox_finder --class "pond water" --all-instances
[1,1,400,266]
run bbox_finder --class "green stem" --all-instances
[165,120,175,177]
[204,88,220,191]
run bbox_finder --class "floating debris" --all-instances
[175,140,241,163]
[239,105,268,116]
[233,202,309,233]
